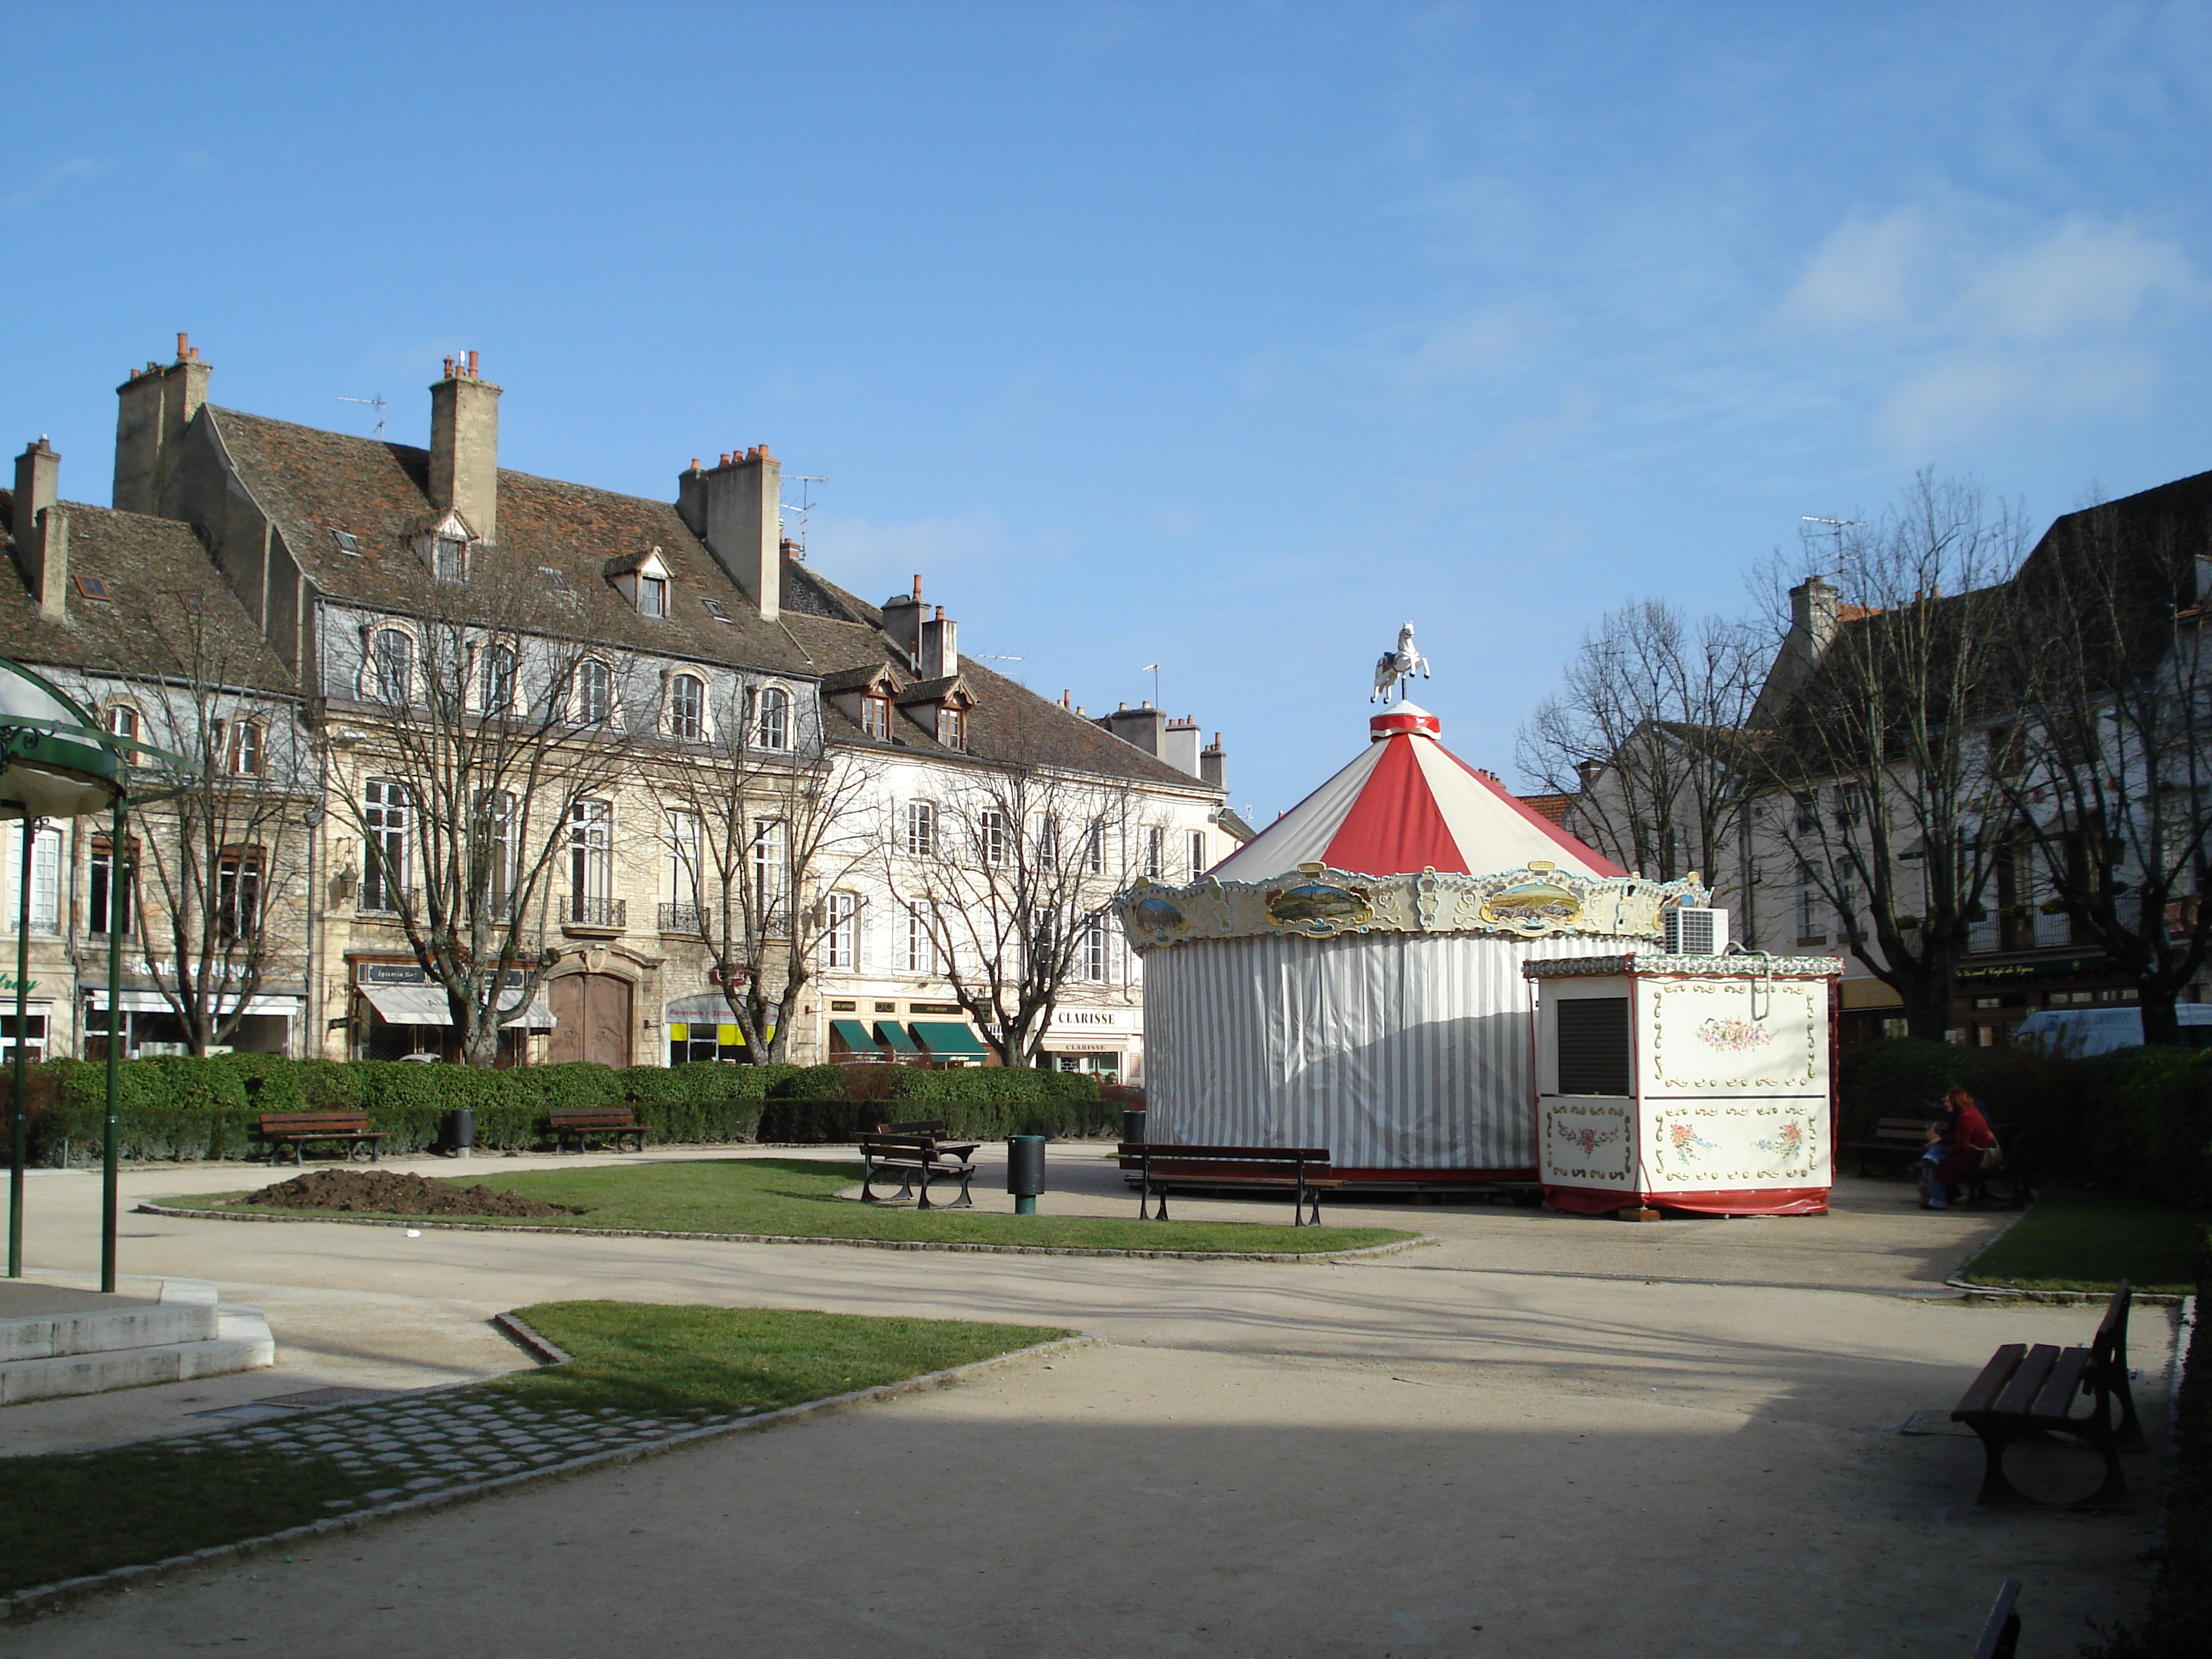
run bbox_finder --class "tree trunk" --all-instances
[2139,989,2182,1047]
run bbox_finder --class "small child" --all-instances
[1917,1123,1952,1210]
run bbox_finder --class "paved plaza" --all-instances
[0,1146,2178,1657]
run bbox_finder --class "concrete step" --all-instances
[0,1299,217,1362]
[0,1281,276,1406]
[0,1305,276,1404]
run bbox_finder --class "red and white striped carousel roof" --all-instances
[1208,702,1624,884]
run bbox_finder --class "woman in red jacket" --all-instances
[1924,1085,1997,1209]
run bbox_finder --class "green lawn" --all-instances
[171,1157,1413,1255]
[0,1300,1066,1596]
[1964,1185,2208,1294]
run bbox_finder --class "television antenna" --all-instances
[1141,662,1161,708]
[1799,515,1865,577]
[779,474,828,557]
[338,394,387,441]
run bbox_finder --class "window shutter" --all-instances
[1555,997,1630,1095]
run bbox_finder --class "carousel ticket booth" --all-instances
[1526,942,1843,1217]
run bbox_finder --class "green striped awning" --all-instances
[828,1019,876,1053]
[912,1021,989,1058]
[875,1021,922,1054]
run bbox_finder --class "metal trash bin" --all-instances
[444,1108,476,1159]
[1122,1107,1147,1146]
[1006,1135,1046,1215]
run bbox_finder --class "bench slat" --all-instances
[257,1114,373,1132]
[1952,1345,2024,1419]
[1991,1344,2062,1419]
[2029,1347,2095,1425]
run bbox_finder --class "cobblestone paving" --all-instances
[167,1393,755,1513]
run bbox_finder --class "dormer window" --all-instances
[413,512,473,583]
[606,547,673,618]
[863,695,891,741]
[936,706,966,750]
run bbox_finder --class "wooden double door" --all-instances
[547,972,633,1068]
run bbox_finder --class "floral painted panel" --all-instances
[1644,1102,1827,1188]
[1646,980,1823,1092]
[1539,1100,1634,1186]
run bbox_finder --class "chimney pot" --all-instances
[176,332,188,360]
[691,458,701,471]
[467,350,479,378]
[912,575,922,601]
[934,605,944,621]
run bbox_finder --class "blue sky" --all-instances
[6,4,2211,822]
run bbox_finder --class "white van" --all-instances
[2013,1003,2212,1056]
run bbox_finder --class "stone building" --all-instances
[1,338,1234,1069]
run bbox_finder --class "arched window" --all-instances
[752,685,791,750]
[575,659,614,726]
[480,644,516,714]
[104,703,140,742]
[668,674,706,742]
[372,630,413,705]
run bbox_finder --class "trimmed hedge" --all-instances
[14,1054,1110,1162]
[21,1056,801,1162]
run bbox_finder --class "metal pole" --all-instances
[102,793,126,1292]
[8,816,38,1277]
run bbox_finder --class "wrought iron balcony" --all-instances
[659,902,706,935]
[562,895,626,931]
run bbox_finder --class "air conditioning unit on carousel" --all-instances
[1663,907,1727,956]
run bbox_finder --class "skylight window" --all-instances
[331,529,361,555]
[701,597,732,622]
[179,593,208,616]
[539,566,571,592]
[73,574,112,601]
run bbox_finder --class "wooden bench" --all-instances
[1948,1282,2144,1511]
[855,1127,979,1209]
[1115,1142,1340,1226]
[253,1112,385,1166]
[547,1107,649,1154]
[1838,1115,1930,1176]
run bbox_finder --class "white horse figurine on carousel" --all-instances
[1372,622,1431,703]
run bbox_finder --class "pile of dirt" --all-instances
[245,1169,582,1218]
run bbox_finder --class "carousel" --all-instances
[1115,629,1705,1187]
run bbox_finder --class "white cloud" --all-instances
[1773,206,1931,333]
[1406,302,1546,382]
[1961,217,2205,341]
[1872,345,2161,454]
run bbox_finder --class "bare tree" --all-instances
[889,768,1137,1068]
[1748,471,2033,1039]
[2000,495,2212,1044]
[650,688,880,1064]
[334,581,634,1066]
[81,610,311,1055]
[1517,599,1766,898]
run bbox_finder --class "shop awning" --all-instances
[912,1021,989,1058]
[359,983,556,1029]
[874,1020,922,1054]
[828,1019,878,1053]
[90,989,300,1016]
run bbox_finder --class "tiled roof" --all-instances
[208,409,815,677]
[199,408,1218,793]
[0,494,295,693]
[1516,792,1572,826]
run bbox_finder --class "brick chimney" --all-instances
[112,332,210,514]
[919,605,958,679]
[700,446,780,621]
[881,575,925,665]
[429,351,500,544]
[12,439,66,620]
[1200,732,1227,791]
